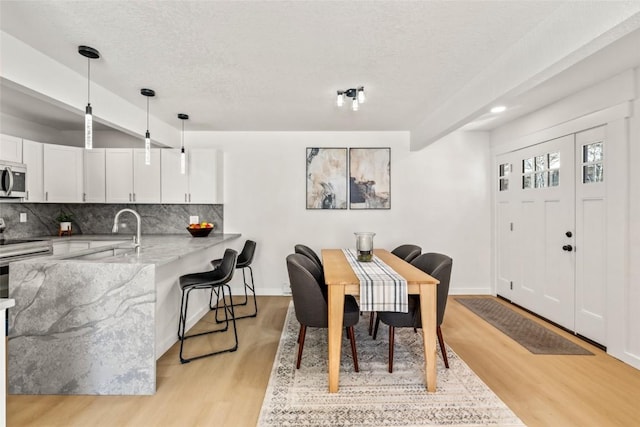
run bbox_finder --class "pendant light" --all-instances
[141,88,155,165]
[178,113,189,174]
[78,45,100,149]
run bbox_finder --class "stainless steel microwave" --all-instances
[0,161,27,198]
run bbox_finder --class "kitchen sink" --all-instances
[62,246,137,260]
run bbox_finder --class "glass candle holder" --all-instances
[354,232,375,262]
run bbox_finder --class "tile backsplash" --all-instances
[0,203,223,239]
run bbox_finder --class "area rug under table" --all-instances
[258,303,524,426]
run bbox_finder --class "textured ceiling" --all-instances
[1,1,640,146]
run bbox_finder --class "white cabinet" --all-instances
[161,149,220,204]
[106,149,160,203]
[43,144,84,202]
[133,149,161,203]
[106,149,134,203]
[22,139,44,202]
[84,148,106,202]
[0,134,23,163]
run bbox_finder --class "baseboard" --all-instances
[450,287,493,295]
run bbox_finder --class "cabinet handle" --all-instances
[26,191,29,201]
[83,193,86,202]
[129,193,132,202]
[45,191,48,201]
[189,193,191,203]
[185,193,188,203]
[133,193,136,202]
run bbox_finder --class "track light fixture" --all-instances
[178,113,189,174]
[78,45,100,149]
[141,88,155,165]
[336,86,365,111]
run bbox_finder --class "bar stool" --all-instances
[211,240,257,320]
[177,248,238,363]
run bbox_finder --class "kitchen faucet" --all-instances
[112,208,141,254]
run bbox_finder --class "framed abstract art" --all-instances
[306,148,348,209]
[349,147,391,209]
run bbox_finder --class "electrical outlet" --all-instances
[20,213,27,223]
[189,215,199,224]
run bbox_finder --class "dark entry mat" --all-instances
[455,297,593,355]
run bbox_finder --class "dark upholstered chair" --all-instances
[211,240,257,319]
[391,244,422,264]
[369,244,423,334]
[294,244,323,270]
[373,252,453,372]
[286,253,359,371]
[178,248,239,363]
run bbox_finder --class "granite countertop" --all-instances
[26,233,242,267]
[0,298,16,310]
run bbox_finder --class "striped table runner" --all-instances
[342,249,408,313]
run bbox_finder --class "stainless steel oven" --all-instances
[0,161,27,198]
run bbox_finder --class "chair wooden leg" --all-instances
[388,326,395,373]
[437,325,449,368]
[372,315,381,340]
[347,326,359,372]
[296,325,306,369]
[368,312,376,335]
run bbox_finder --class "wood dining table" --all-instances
[321,248,440,393]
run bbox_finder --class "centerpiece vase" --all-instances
[354,232,375,262]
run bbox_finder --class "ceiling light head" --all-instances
[491,105,506,114]
[178,113,189,120]
[336,86,365,111]
[141,88,155,97]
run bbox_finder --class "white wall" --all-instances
[490,67,640,369]
[186,130,492,296]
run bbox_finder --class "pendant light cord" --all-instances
[181,120,185,149]
[146,97,150,130]
[87,58,91,104]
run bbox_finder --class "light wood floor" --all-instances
[7,296,640,426]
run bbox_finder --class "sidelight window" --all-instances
[499,163,511,191]
[582,142,604,183]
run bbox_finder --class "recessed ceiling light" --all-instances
[491,105,506,114]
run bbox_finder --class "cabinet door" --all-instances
[161,149,188,203]
[84,148,106,202]
[188,149,219,203]
[133,149,161,203]
[0,134,23,162]
[43,144,84,202]
[105,149,134,203]
[22,139,44,202]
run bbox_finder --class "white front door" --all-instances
[495,127,608,345]
[512,135,576,328]
[574,126,607,344]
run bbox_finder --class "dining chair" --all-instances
[294,244,323,270]
[373,252,453,372]
[390,244,422,264]
[211,239,257,320]
[177,248,239,363]
[286,253,359,371]
[368,244,423,335]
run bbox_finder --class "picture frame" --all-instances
[306,147,348,209]
[349,147,391,209]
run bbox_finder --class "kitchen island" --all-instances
[7,233,241,396]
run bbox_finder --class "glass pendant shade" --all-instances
[85,104,93,149]
[336,92,344,107]
[145,131,151,165]
[357,87,366,103]
[180,147,186,174]
[352,97,359,111]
